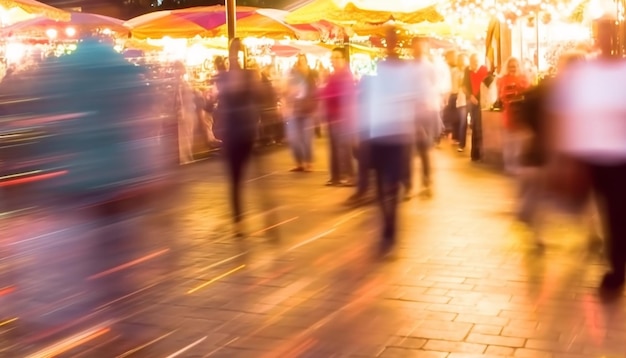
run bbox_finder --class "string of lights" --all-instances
[438,0,588,25]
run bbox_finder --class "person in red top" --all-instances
[497,57,529,174]
[320,47,356,186]
[462,53,489,161]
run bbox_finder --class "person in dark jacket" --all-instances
[215,38,262,236]
[515,50,601,249]
[258,65,282,145]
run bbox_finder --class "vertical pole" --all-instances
[535,13,539,70]
[226,0,236,41]
[518,19,523,60]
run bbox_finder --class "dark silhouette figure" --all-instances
[215,38,262,236]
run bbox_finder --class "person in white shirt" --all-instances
[360,26,421,255]
[550,18,626,292]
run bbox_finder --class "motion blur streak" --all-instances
[0,286,16,296]
[260,276,386,358]
[25,326,111,358]
[0,170,67,187]
[23,311,104,345]
[279,338,317,358]
[87,248,170,280]
[333,208,366,227]
[94,282,159,311]
[190,252,248,276]
[164,336,207,358]
[186,265,247,294]
[0,318,18,327]
[73,334,121,358]
[287,228,335,251]
[116,330,178,358]
[249,215,299,236]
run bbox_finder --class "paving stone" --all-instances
[454,314,509,327]
[485,345,516,356]
[447,354,508,358]
[465,333,525,348]
[387,336,428,350]
[514,348,554,357]
[379,347,449,358]
[9,142,626,357]
[423,339,487,354]
[470,325,503,336]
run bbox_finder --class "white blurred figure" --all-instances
[361,27,422,255]
[550,18,626,292]
[174,61,197,164]
[516,50,602,249]
[410,37,443,198]
[284,54,318,172]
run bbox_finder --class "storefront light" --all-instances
[589,0,617,20]
[6,42,26,64]
[186,43,206,67]
[102,28,112,36]
[46,28,58,39]
[66,27,76,37]
[0,6,9,27]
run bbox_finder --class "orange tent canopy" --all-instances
[0,0,68,21]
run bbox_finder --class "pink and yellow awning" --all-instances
[0,0,68,22]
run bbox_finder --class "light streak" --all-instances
[187,265,246,294]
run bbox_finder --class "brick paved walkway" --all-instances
[2,139,624,357]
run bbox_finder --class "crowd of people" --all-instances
[3,21,626,303]
[209,23,626,296]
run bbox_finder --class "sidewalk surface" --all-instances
[1,139,623,358]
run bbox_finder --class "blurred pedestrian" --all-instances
[285,54,318,172]
[174,61,198,165]
[258,65,283,145]
[411,37,443,198]
[455,53,470,152]
[10,35,163,335]
[345,76,374,206]
[361,27,421,255]
[498,57,530,174]
[515,50,601,248]
[320,47,356,187]
[443,49,458,142]
[549,18,626,292]
[462,54,489,161]
[215,38,262,236]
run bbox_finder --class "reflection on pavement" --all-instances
[1,143,625,358]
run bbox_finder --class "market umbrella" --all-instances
[209,9,320,40]
[271,43,331,57]
[285,0,443,26]
[126,5,257,39]
[271,44,301,57]
[284,19,347,41]
[319,42,383,56]
[0,0,68,22]
[123,38,163,52]
[2,12,127,37]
